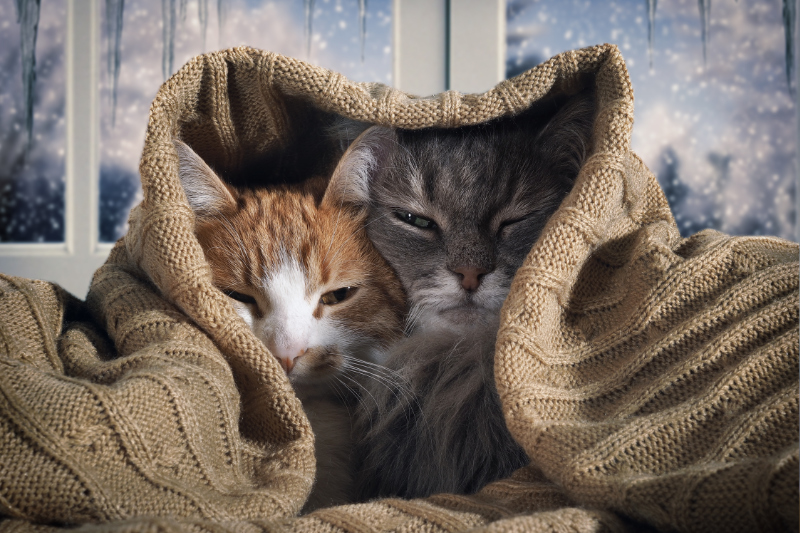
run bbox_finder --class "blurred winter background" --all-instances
[508,0,797,240]
[0,1,66,242]
[0,0,796,244]
[98,0,392,241]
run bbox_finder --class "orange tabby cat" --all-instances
[175,139,406,511]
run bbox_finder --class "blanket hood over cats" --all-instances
[0,44,797,532]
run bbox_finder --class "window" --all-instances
[99,0,393,242]
[0,0,795,297]
[0,0,66,243]
[507,0,797,240]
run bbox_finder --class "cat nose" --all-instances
[268,342,307,374]
[452,266,489,292]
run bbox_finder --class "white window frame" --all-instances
[394,0,505,95]
[0,0,107,298]
[0,0,506,297]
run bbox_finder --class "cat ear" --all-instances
[174,139,237,217]
[535,91,596,179]
[322,125,396,207]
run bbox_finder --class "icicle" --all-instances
[198,0,208,51]
[217,0,227,45]
[162,0,176,80]
[359,0,367,63]
[304,0,315,57]
[14,0,41,152]
[105,0,124,127]
[646,0,657,70]
[179,0,187,22]
[698,0,710,64]
[782,0,796,91]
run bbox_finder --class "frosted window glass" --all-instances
[99,0,393,242]
[507,0,796,240]
[0,1,66,243]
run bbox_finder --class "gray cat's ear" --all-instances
[323,125,396,207]
[535,91,596,178]
[174,139,237,217]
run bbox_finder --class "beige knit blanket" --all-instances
[0,44,797,533]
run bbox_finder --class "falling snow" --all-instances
[0,1,65,242]
[96,0,392,242]
[507,0,796,241]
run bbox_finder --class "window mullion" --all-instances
[449,0,506,94]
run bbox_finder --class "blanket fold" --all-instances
[0,44,797,533]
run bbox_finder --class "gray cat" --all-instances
[328,90,596,499]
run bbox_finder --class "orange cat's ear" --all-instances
[322,126,396,208]
[174,140,237,218]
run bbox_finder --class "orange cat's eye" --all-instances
[320,287,357,305]
[226,290,257,305]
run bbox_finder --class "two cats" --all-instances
[175,139,406,511]
[177,86,595,506]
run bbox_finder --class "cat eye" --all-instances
[396,211,437,229]
[320,287,357,305]
[498,214,535,234]
[226,290,257,305]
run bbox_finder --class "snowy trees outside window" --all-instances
[508,0,797,240]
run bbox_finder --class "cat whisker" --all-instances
[344,357,415,404]
[345,367,414,409]
[404,302,434,334]
[361,210,394,230]
[343,360,425,432]
[330,377,360,416]
[343,364,409,404]
[337,372,382,425]
[346,356,408,384]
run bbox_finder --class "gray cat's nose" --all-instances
[452,266,489,292]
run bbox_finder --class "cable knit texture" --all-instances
[0,44,797,533]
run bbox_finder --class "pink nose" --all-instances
[452,266,489,292]
[268,342,307,374]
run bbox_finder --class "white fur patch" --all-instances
[258,257,316,362]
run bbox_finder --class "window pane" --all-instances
[507,0,797,240]
[0,1,66,243]
[99,0,393,242]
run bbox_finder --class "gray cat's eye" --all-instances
[498,216,528,231]
[396,211,437,229]
[226,290,257,305]
[320,287,357,305]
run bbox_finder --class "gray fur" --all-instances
[351,90,596,499]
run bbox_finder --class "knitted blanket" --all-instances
[0,44,797,533]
